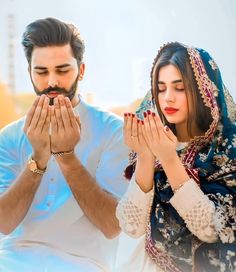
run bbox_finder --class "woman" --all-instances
[116,42,236,272]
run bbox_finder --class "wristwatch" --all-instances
[28,156,46,175]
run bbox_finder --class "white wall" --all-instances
[0,0,235,106]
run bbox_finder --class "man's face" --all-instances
[30,44,84,106]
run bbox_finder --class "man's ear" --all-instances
[78,63,85,80]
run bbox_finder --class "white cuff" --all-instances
[170,179,205,217]
[124,176,154,208]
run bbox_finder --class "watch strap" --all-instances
[28,156,46,175]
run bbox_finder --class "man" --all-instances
[0,18,129,272]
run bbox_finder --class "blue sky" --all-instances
[0,0,236,106]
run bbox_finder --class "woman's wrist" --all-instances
[161,153,190,191]
[137,151,155,163]
[135,154,155,193]
[158,150,179,166]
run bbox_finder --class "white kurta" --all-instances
[0,97,129,272]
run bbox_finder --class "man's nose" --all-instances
[48,75,58,88]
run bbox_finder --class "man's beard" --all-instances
[33,76,79,105]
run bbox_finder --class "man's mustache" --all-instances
[38,87,76,105]
[40,87,68,95]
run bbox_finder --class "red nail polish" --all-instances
[132,113,135,118]
[147,110,151,115]
[128,113,131,116]
[141,120,144,125]
[124,113,127,117]
[152,112,155,117]
[165,126,169,131]
[137,119,140,123]
[143,112,147,118]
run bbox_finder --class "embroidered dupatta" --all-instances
[126,44,236,272]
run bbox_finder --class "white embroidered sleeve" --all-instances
[170,179,218,243]
[116,177,154,238]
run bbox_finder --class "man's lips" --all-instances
[164,107,179,114]
[46,92,60,98]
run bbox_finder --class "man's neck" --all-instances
[71,95,80,108]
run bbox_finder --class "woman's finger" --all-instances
[125,113,133,138]
[163,125,176,143]
[147,111,159,140]
[143,111,154,144]
[131,115,138,138]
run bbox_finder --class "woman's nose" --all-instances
[164,89,175,102]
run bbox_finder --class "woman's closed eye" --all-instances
[175,87,185,91]
[157,84,166,92]
[175,83,185,91]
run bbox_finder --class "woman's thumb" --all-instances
[164,125,175,142]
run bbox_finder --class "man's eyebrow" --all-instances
[55,64,71,69]
[33,64,71,70]
[33,66,47,70]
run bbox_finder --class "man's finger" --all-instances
[24,96,40,132]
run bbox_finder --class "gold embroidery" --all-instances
[212,81,219,97]
[209,59,218,70]
[187,47,219,149]
[223,85,236,122]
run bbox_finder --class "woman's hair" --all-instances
[151,42,212,138]
[22,17,85,66]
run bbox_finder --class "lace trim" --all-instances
[116,187,154,237]
[117,200,146,236]
[184,195,217,242]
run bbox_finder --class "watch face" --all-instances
[28,157,46,175]
[29,159,37,172]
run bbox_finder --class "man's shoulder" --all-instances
[0,116,26,139]
[79,100,123,128]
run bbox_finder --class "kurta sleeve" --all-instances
[0,118,28,195]
[170,179,218,242]
[116,177,154,238]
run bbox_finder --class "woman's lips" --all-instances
[164,107,179,114]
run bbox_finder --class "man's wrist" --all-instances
[28,156,47,175]
[51,149,74,157]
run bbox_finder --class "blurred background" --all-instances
[0,0,236,130]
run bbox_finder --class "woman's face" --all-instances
[157,64,189,129]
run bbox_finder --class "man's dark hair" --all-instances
[22,17,85,66]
